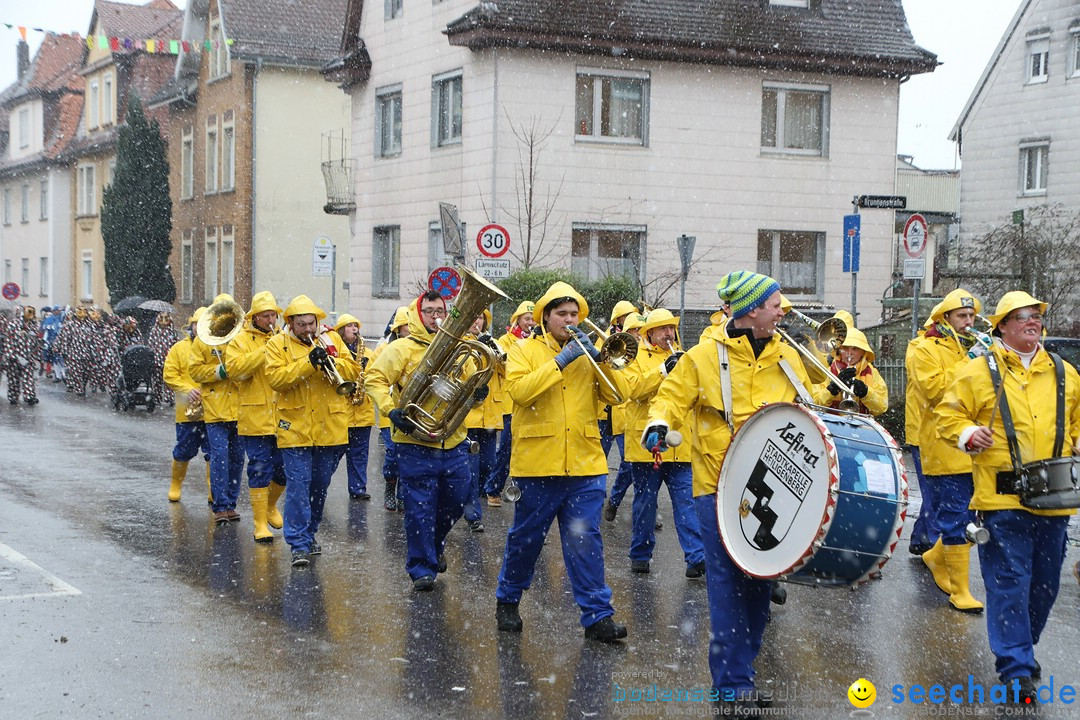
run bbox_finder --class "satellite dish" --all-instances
[439,202,463,256]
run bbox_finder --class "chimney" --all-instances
[17,40,29,83]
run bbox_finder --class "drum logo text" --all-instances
[775,422,820,469]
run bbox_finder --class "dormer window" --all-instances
[209,17,230,80]
[89,79,100,129]
[18,108,29,149]
[1026,34,1049,84]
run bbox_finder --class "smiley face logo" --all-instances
[848,678,876,709]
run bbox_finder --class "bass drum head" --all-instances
[717,403,837,579]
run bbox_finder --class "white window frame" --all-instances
[3,259,10,283]
[181,230,194,303]
[204,226,219,300]
[221,225,235,297]
[103,72,114,126]
[2,187,9,224]
[81,250,93,301]
[756,229,826,301]
[181,125,194,200]
[205,115,218,194]
[385,0,403,20]
[431,70,463,148]
[1026,35,1050,84]
[570,223,647,283]
[221,111,235,191]
[20,258,29,293]
[39,256,48,296]
[760,81,831,157]
[1069,26,1080,79]
[209,18,231,80]
[428,221,455,273]
[39,178,48,220]
[106,158,116,188]
[20,183,29,223]
[373,225,400,297]
[18,107,29,148]
[88,79,99,129]
[77,163,96,216]
[1019,141,1049,195]
[771,0,808,6]
[575,67,651,146]
[376,84,403,157]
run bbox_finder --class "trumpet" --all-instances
[310,333,357,396]
[963,314,995,358]
[786,308,848,355]
[774,326,860,412]
[567,318,638,404]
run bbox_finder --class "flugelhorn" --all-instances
[311,333,357,396]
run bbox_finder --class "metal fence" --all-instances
[876,359,906,400]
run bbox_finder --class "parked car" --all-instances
[1044,337,1080,371]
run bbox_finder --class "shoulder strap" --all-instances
[986,353,1024,475]
[715,341,734,432]
[779,359,814,404]
[1049,351,1066,458]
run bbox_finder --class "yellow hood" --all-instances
[247,291,283,318]
[931,289,982,324]
[988,291,1047,328]
[283,294,327,322]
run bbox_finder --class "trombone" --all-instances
[786,308,848,355]
[309,333,358,396]
[566,318,639,404]
[774,325,860,412]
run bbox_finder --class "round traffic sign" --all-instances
[903,214,928,259]
[428,266,463,300]
[1,282,20,300]
[476,224,510,258]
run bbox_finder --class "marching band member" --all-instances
[6,307,42,405]
[334,313,376,501]
[599,300,638,461]
[936,291,1079,704]
[375,306,410,511]
[189,294,244,524]
[907,305,940,555]
[266,295,359,568]
[163,308,210,502]
[643,271,811,709]
[910,289,985,613]
[623,308,704,577]
[812,327,888,415]
[462,310,503,532]
[485,300,535,506]
[366,292,474,591]
[495,281,629,642]
[603,311,646,523]
[225,291,287,543]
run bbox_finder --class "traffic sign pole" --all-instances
[849,197,859,325]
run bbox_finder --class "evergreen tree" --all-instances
[101,94,176,305]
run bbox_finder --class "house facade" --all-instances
[326,0,936,327]
[0,37,84,309]
[152,0,351,319]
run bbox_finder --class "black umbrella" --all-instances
[113,295,149,314]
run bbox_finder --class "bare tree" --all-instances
[959,203,1080,326]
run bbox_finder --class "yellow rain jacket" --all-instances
[163,335,199,424]
[936,344,1080,516]
[225,321,279,436]
[506,282,628,478]
[466,309,505,431]
[497,331,525,416]
[334,314,376,429]
[648,321,812,497]
[903,330,927,446]
[189,330,239,425]
[623,316,692,464]
[811,328,888,416]
[910,327,976,475]
[366,303,469,450]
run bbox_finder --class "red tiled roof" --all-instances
[46,91,85,159]
[26,33,86,94]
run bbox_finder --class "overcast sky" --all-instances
[1,0,1024,170]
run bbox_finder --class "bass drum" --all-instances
[717,403,908,588]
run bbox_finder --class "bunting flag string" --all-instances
[3,22,234,55]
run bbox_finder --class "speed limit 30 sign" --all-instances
[476,224,510,258]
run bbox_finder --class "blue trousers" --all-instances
[695,494,771,695]
[398,442,471,580]
[380,427,398,481]
[630,462,704,567]
[908,447,940,549]
[206,421,244,512]
[242,435,285,489]
[609,434,634,507]
[485,414,512,496]
[346,426,372,495]
[599,417,614,457]
[496,475,615,628]
[978,510,1069,681]
[282,445,346,553]
[933,473,975,545]
[173,421,208,462]
[464,428,498,523]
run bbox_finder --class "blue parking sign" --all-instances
[843,215,861,273]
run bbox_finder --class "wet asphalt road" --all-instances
[1,381,1079,719]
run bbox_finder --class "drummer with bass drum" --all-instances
[935,291,1080,706]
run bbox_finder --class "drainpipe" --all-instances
[250,59,260,299]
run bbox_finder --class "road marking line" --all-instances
[0,542,82,600]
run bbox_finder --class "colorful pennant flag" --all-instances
[3,22,236,56]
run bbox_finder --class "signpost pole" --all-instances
[850,196,859,325]
[676,235,696,320]
[331,242,337,316]
[911,277,920,340]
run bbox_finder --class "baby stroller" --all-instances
[111,345,156,412]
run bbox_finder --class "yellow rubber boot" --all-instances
[943,543,984,614]
[266,481,286,529]
[250,487,274,543]
[921,538,951,595]
[206,463,213,505]
[169,460,188,502]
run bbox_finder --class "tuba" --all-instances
[196,298,245,347]
[395,266,509,442]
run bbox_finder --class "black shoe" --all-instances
[631,560,651,574]
[1033,660,1041,681]
[655,519,663,531]
[8,399,16,405]
[469,520,485,533]
[310,541,322,555]
[496,602,523,632]
[413,575,435,592]
[291,552,310,568]
[770,581,787,605]
[584,617,627,642]
[26,397,38,406]
[1012,677,1038,705]
[603,502,618,522]
[437,555,447,574]
[909,542,932,555]
[350,492,371,500]
[685,561,706,578]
